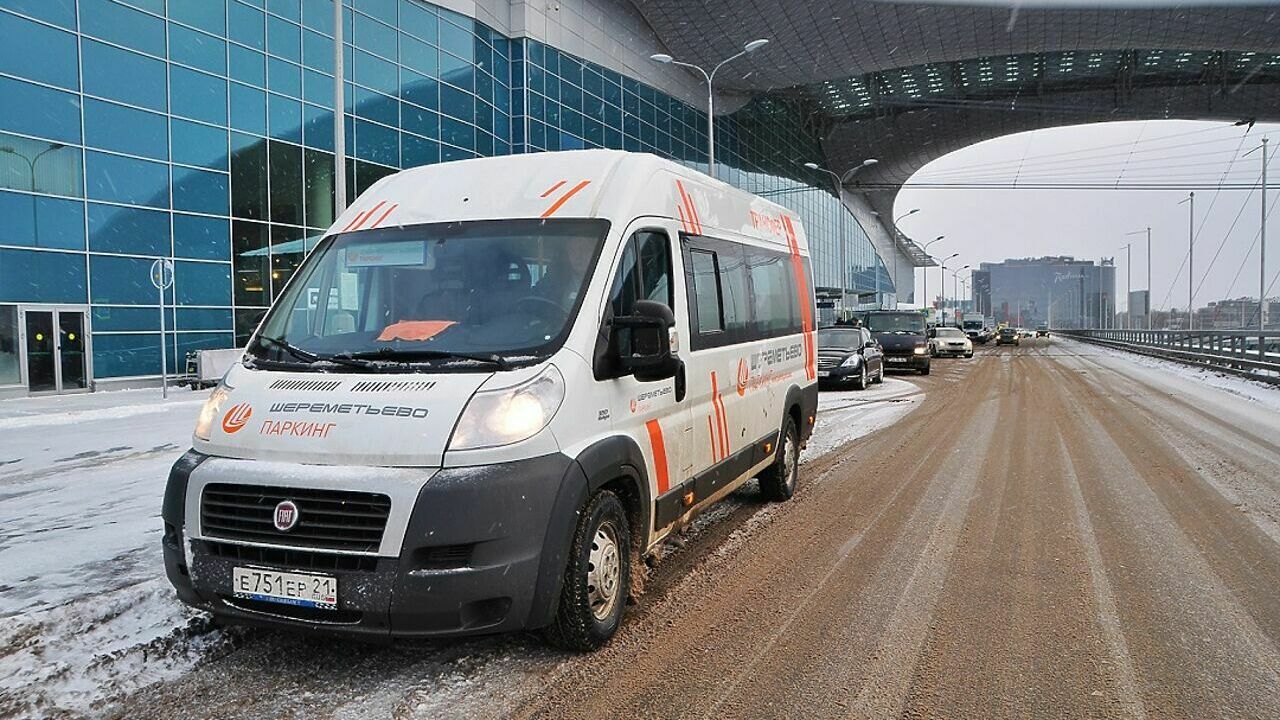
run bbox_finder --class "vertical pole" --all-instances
[1261,137,1268,331]
[333,0,347,215]
[706,80,715,177]
[1147,227,1152,330]
[1188,191,1195,330]
[158,273,167,399]
[1126,244,1131,330]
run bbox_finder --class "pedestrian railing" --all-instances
[1057,329,1280,385]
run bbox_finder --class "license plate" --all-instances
[817,370,830,378]
[887,357,909,363]
[233,567,338,610]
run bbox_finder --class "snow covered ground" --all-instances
[0,379,921,719]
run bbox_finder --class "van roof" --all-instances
[330,150,809,253]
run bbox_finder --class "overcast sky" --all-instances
[897,120,1280,312]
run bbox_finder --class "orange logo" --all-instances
[222,403,253,434]
[629,398,638,414]
[736,358,749,397]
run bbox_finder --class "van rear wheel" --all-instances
[544,490,630,651]
[759,415,799,501]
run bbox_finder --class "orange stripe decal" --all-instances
[645,419,670,495]
[677,204,689,233]
[540,180,567,198]
[710,371,729,460]
[707,415,718,461]
[541,180,591,218]
[676,180,700,235]
[345,200,386,232]
[341,209,371,232]
[782,215,817,381]
[367,203,399,229]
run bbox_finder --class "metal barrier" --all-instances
[1057,329,1280,385]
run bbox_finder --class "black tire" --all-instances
[965,352,973,358]
[872,365,884,384]
[544,490,630,651]
[759,414,800,501]
[919,363,931,376]
[852,362,868,390]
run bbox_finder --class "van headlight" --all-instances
[913,344,928,355]
[194,381,234,441]
[449,365,565,451]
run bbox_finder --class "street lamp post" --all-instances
[803,159,878,314]
[651,39,769,177]
[892,208,921,307]
[0,143,67,241]
[1178,192,1195,329]
[939,253,959,325]
[1262,137,1269,330]
[921,235,945,313]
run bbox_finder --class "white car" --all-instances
[929,326,973,358]
[162,150,819,651]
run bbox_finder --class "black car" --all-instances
[858,311,930,375]
[996,327,1020,346]
[817,326,883,389]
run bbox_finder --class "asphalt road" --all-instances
[105,339,1280,720]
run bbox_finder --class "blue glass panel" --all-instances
[0,77,81,144]
[170,0,226,35]
[267,16,301,61]
[173,166,230,215]
[353,119,397,166]
[83,99,168,161]
[438,21,472,62]
[91,306,162,332]
[356,0,396,25]
[229,45,266,86]
[0,0,76,28]
[268,57,302,97]
[85,152,169,210]
[439,144,472,163]
[440,116,473,151]
[176,307,233,331]
[167,68,226,126]
[302,29,333,74]
[401,69,437,110]
[83,40,166,111]
[399,34,436,77]
[173,213,229,260]
[0,11,79,90]
[353,86,397,127]
[399,0,436,43]
[81,0,165,56]
[355,49,398,95]
[171,120,229,170]
[175,261,232,305]
[354,13,396,59]
[0,191,83,250]
[87,202,169,255]
[267,0,299,22]
[174,332,236,368]
[401,133,438,168]
[0,248,86,302]
[439,84,472,122]
[303,68,333,107]
[268,93,303,143]
[439,51,472,91]
[229,1,265,50]
[170,24,227,74]
[230,83,268,135]
[118,0,164,13]
[91,332,161,377]
[302,104,333,151]
[300,0,332,34]
[401,103,437,139]
[90,253,159,304]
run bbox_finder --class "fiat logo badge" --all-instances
[273,500,299,532]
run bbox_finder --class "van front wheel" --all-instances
[759,415,799,501]
[544,490,630,651]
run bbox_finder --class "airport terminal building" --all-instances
[976,256,1117,330]
[0,0,896,395]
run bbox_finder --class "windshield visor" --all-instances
[248,219,609,370]
[863,312,926,334]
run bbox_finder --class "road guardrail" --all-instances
[1057,329,1280,385]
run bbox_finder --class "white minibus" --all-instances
[162,150,818,649]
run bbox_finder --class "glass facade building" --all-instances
[979,257,1117,329]
[0,0,891,393]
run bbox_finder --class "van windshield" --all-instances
[862,312,926,334]
[248,219,609,371]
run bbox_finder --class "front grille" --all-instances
[203,540,380,572]
[202,483,391,553]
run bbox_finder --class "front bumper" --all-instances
[934,345,971,356]
[882,353,929,370]
[817,362,863,382]
[162,450,581,640]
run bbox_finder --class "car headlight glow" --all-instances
[841,354,861,368]
[194,381,234,441]
[449,365,565,451]
[913,344,928,355]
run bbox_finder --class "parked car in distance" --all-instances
[929,326,974,358]
[1036,322,1050,337]
[859,310,930,375]
[996,327,1020,346]
[817,326,883,389]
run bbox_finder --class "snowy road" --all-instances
[0,379,922,719]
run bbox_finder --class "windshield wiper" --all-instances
[255,335,379,372]
[336,347,511,370]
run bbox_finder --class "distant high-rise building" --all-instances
[979,257,1116,329]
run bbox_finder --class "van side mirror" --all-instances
[612,300,679,381]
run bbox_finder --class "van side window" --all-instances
[716,245,750,335]
[689,249,723,334]
[609,230,673,317]
[745,248,796,336]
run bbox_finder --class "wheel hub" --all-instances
[587,521,621,621]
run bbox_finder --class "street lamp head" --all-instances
[907,208,920,215]
[935,235,945,241]
[649,53,673,64]
[743,38,769,53]
[861,158,879,167]
[803,162,820,170]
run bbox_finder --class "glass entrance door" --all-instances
[24,310,56,392]
[22,308,90,393]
